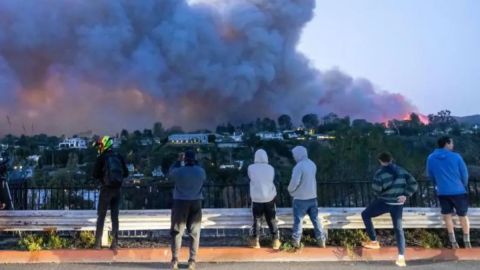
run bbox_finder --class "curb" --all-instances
[0,247,479,264]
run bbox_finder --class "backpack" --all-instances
[103,153,124,187]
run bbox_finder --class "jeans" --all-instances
[361,199,405,255]
[292,198,326,243]
[95,187,121,244]
[170,200,202,262]
[251,199,279,239]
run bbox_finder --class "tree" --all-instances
[143,129,153,138]
[153,122,165,138]
[278,114,293,130]
[208,134,216,143]
[262,118,277,132]
[302,113,319,129]
[120,129,129,139]
[428,110,458,131]
[352,119,373,133]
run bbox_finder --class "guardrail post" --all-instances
[101,228,109,247]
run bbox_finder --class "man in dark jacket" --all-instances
[361,152,418,267]
[92,136,128,250]
[0,156,10,210]
[169,150,206,270]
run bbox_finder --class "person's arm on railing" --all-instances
[404,173,418,197]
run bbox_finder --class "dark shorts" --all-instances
[438,194,469,216]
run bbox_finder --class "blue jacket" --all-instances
[426,149,468,195]
[169,162,206,200]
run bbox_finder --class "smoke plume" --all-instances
[0,0,416,135]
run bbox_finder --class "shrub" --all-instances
[76,231,96,248]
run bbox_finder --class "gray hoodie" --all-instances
[248,149,277,203]
[288,146,318,200]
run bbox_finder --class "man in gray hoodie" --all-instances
[169,150,206,270]
[288,146,327,248]
[248,149,281,250]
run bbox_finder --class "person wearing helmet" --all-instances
[92,136,128,250]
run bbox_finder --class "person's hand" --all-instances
[0,203,5,210]
[397,196,407,204]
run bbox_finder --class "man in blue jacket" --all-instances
[169,150,206,270]
[427,136,471,248]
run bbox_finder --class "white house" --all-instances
[384,129,396,136]
[58,137,88,149]
[230,132,244,142]
[256,132,284,140]
[219,160,244,170]
[152,167,165,178]
[26,155,41,163]
[313,134,336,141]
[168,133,209,144]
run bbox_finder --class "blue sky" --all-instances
[298,0,480,116]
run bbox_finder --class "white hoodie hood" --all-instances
[292,146,308,163]
[254,149,269,163]
[248,149,276,203]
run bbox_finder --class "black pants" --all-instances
[170,199,202,262]
[95,187,121,244]
[251,200,279,240]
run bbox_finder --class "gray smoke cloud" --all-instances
[0,0,416,135]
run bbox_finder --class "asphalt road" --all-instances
[1,261,478,270]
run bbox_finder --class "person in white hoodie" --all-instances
[248,149,281,250]
[288,146,327,248]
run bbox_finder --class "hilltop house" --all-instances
[256,131,284,141]
[168,133,210,145]
[58,137,88,150]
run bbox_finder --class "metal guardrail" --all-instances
[8,179,480,210]
[2,208,479,231]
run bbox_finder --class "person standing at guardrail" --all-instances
[92,136,129,251]
[169,150,206,270]
[427,136,471,249]
[361,152,418,267]
[288,145,327,248]
[248,149,281,250]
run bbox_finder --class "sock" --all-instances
[398,255,405,259]
[448,233,457,243]
[463,234,470,243]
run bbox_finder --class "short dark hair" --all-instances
[437,136,452,148]
[377,152,393,163]
[184,149,196,165]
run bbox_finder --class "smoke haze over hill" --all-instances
[0,0,417,135]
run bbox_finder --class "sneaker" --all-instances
[110,240,118,251]
[188,260,196,270]
[170,260,179,270]
[249,237,260,249]
[272,239,282,250]
[292,240,301,249]
[395,256,407,267]
[316,238,326,248]
[361,240,381,249]
[451,242,460,249]
[464,241,472,249]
